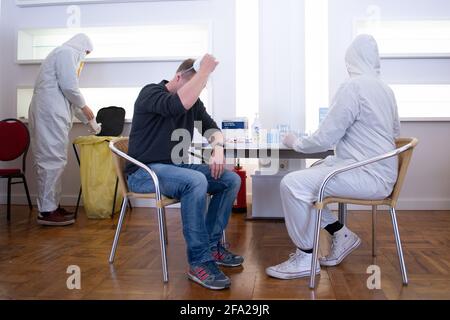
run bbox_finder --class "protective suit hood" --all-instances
[63,33,93,58]
[345,34,380,78]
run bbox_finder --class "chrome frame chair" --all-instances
[309,138,419,289]
[109,137,178,283]
[108,137,227,283]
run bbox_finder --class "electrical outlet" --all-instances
[279,159,289,171]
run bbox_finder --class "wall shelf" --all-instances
[17,24,209,63]
[16,56,190,65]
[15,0,192,7]
[354,19,450,58]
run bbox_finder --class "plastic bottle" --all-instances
[251,113,261,144]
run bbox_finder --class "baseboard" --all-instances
[247,194,450,211]
[0,194,182,209]
[325,198,450,211]
[1,193,449,211]
[387,198,450,211]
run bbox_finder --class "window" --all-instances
[355,20,450,58]
[17,87,209,121]
[17,24,210,63]
[235,0,259,124]
[390,84,450,120]
[305,0,329,133]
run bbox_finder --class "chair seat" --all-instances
[0,168,21,176]
[127,192,180,208]
[315,196,393,209]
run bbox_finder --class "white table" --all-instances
[190,143,348,223]
[191,142,333,160]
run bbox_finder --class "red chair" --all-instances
[0,119,33,221]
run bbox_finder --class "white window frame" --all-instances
[389,84,450,122]
[16,23,211,64]
[354,19,450,59]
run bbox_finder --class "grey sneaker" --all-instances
[188,261,231,290]
[211,243,244,267]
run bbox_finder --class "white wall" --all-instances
[1,0,449,211]
[0,0,236,206]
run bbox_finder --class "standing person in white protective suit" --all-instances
[28,34,95,226]
[266,34,400,279]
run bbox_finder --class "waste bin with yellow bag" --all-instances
[73,135,123,219]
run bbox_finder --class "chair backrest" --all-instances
[110,137,130,198]
[96,106,126,137]
[390,137,419,206]
[0,119,30,171]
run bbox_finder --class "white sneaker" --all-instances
[266,249,321,280]
[319,226,361,267]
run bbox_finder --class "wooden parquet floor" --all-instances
[0,205,449,300]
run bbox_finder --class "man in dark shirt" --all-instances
[127,55,243,290]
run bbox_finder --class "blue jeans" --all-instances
[127,163,241,266]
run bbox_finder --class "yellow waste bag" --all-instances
[73,135,123,219]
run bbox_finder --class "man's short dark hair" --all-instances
[177,58,196,78]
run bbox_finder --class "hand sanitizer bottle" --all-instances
[252,113,261,144]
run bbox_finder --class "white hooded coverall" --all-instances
[281,34,400,250]
[28,34,93,213]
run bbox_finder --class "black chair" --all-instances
[73,106,127,218]
[96,106,126,137]
[0,119,33,221]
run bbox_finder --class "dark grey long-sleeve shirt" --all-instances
[126,80,220,174]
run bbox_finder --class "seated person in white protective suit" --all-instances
[266,34,400,279]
